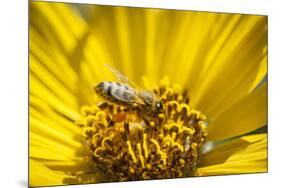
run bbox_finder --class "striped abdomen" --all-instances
[94,81,137,105]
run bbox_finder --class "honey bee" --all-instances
[94,64,163,117]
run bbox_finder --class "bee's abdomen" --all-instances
[95,81,112,98]
[94,81,134,104]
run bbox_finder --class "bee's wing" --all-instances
[103,64,150,106]
[111,88,135,102]
[104,63,139,90]
[139,90,157,104]
[110,85,146,105]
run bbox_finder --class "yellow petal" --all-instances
[164,12,222,88]
[50,2,88,39]
[62,173,107,185]
[30,54,78,109]
[207,82,267,141]
[190,15,267,119]
[85,6,148,85]
[30,116,82,149]
[33,159,90,174]
[30,159,102,186]
[200,134,266,167]
[30,95,81,134]
[145,9,164,84]
[250,53,267,91]
[30,28,78,93]
[29,159,68,187]
[30,145,77,161]
[198,160,267,176]
[30,75,81,120]
[30,131,81,161]
[198,134,267,175]
[30,1,86,53]
[113,7,133,80]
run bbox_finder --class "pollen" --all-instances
[77,78,207,181]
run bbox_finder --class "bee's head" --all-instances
[155,100,164,113]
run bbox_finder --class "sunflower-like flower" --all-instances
[29,1,268,187]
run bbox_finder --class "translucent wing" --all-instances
[111,87,136,102]
[109,82,145,105]
[104,63,139,89]
[103,64,155,105]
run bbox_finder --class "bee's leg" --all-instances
[108,119,115,127]
[132,102,138,110]
[142,116,150,126]
[97,101,109,109]
[129,102,140,115]
[122,108,130,112]
[137,111,142,119]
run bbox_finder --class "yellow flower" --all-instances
[29,1,267,187]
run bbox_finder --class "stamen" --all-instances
[77,77,207,181]
[127,141,137,163]
[137,143,145,168]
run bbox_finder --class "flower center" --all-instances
[77,78,207,181]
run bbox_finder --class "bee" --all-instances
[94,64,163,117]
